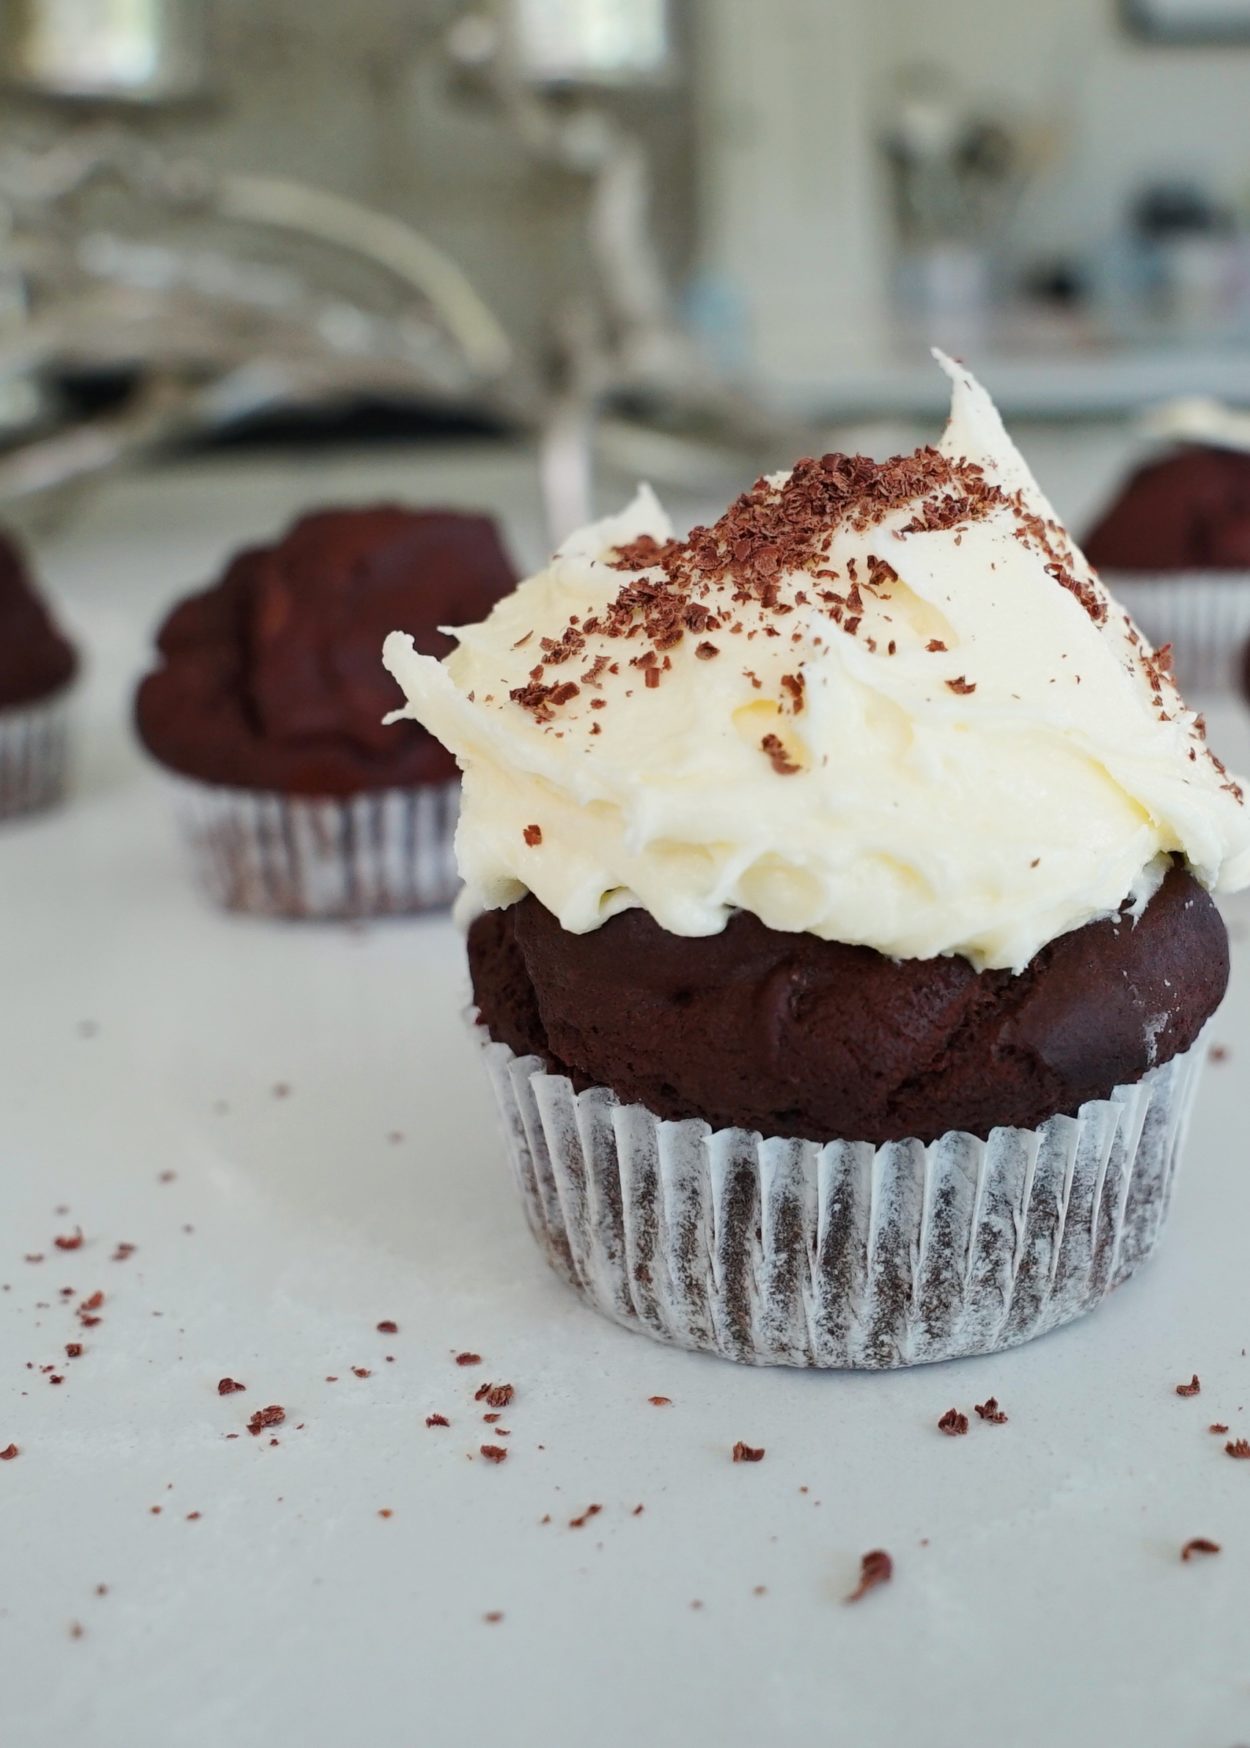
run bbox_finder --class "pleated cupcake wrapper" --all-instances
[165,774,460,918]
[0,688,72,821]
[1108,571,1250,694]
[481,1033,1205,1368]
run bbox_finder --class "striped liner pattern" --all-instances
[481,1032,1204,1369]
[168,777,461,918]
[1110,573,1250,694]
[0,691,72,821]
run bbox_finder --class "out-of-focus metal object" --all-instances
[446,0,819,540]
[0,127,527,511]
[0,0,212,105]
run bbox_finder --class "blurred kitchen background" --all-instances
[3,0,1250,551]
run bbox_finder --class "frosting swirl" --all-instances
[384,353,1250,970]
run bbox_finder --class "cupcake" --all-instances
[384,352,1250,1368]
[0,527,78,821]
[135,505,517,917]
[1085,441,1250,691]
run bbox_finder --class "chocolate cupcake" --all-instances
[1085,443,1250,690]
[136,506,516,917]
[385,353,1250,1367]
[0,528,78,821]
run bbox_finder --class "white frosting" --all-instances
[384,352,1250,971]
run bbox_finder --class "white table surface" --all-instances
[4,443,1250,1748]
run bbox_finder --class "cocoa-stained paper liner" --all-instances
[1108,571,1250,694]
[481,1033,1205,1367]
[165,774,460,918]
[0,688,73,821]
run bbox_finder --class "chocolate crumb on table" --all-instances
[217,1378,246,1395]
[426,1414,450,1429]
[475,1382,514,1409]
[732,1441,765,1463]
[648,1396,671,1406]
[247,1405,285,1437]
[569,1503,602,1529]
[1176,1374,1201,1397]
[352,1367,371,1379]
[1210,1423,1230,1434]
[974,1397,1008,1424]
[480,1444,508,1463]
[846,1549,893,1604]
[376,1320,398,1334]
[938,1409,969,1436]
[53,1229,83,1252]
[1209,1044,1229,1063]
[455,1352,482,1367]
[522,824,542,847]
[483,1611,504,1624]
[0,1443,18,1460]
[1181,1538,1221,1560]
[1225,1438,1250,1459]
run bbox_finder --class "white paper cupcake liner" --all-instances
[480,1031,1205,1368]
[165,774,460,918]
[1108,571,1250,694]
[0,687,73,821]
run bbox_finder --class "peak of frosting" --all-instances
[383,354,1250,971]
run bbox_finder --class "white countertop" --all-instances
[4,445,1250,1748]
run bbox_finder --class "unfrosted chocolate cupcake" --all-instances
[386,354,1250,1368]
[1085,444,1250,690]
[0,528,78,821]
[136,505,516,916]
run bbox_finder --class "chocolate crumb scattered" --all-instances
[926,639,947,652]
[732,1441,765,1463]
[1225,1438,1250,1459]
[482,1412,501,1424]
[480,1444,508,1464]
[1210,1424,1230,1435]
[974,1397,1007,1424]
[1210,1045,1229,1063]
[1176,1375,1201,1397]
[632,1504,644,1516]
[478,1383,513,1409]
[217,1378,246,1396]
[945,675,976,696]
[569,1503,602,1529]
[53,1229,83,1252]
[1181,1538,1221,1560]
[111,1242,136,1262]
[455,1352,482,1367]
[846,1549,893,1604]
[247,1405,285,1437]
[186,1511,201,1522]
[695,642,720,660]
[938,1409,969,1436]
[483,1611,504,1624]
[69,1622,84,1639]
[648,1396,671,1406]
[522,824,542,847]
[378,1509,393,1520]
[426,1414,450,1429]
[760,734,799,776]
[65,1343,82,1360]
[376,1320,398,1335]
[0,1444,18,1460]
[352,1367,372,1379]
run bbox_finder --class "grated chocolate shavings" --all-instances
[426,1414,450,1428]
[1176,1375,1201,1397]
[455,1353,482,1367]
[846,1549,893,1604]
[65,1343,82,1360]
[1210,1424,1230,1435]
[569,1503,602,1529]
[945,676,976,696]
[648,1396,671,1406]
[732,1442,765,1463]
[0,1444,17,1460]
[1225,1439,1250,1459]
[376,1321,398,1335]
[247,1405,285,1437]
[474,1383,514,1409]
[1181,1538,1221,1560]
[938,1409,969,1437]
[974,1397,1007,1424]
[522,824,542,847]
[760,733,799,776]
[217,1378,245,1395]
[480,1444,508,1464]
[53,1230,83,1252]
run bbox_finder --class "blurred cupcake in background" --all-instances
[386,353,1250,1369]
[135,505,516,918]
[1085,401,1250,691]
[0,528,78,822]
